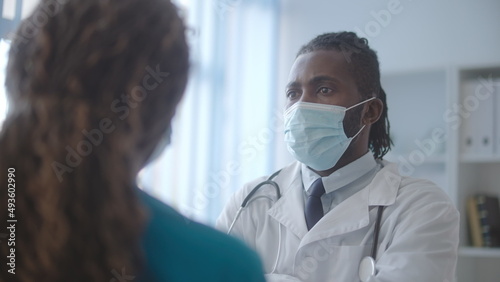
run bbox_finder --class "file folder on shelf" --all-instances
[460,80,495,156]
[495,78,500,155]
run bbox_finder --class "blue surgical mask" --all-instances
[283,97,375,171]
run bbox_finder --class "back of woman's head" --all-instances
[0,0,188,280]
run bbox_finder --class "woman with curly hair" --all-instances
[0,0,265,281]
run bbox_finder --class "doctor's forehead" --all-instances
[287,49,352,85]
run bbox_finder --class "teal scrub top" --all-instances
[137,190,266,282]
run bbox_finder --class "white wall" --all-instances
[273,0,500,168]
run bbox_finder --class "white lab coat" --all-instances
[216,160,459,282]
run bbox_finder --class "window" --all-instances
[138,0,280,224]
[0,39,10,131]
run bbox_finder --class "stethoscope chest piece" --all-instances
[358,256,375,282]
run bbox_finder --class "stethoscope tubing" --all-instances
[371,206,384,259]
[241,170,282,207]
[227,169,385,279]
[227,170,282,234]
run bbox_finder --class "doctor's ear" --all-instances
[362,98,383,125]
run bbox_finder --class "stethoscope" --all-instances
[359,205,384,282]
[227,169,384,282]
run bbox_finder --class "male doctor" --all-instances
[217,32,459,282]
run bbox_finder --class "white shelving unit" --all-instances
[381,65,500,282]
[453,66,500,282]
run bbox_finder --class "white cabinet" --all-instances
[381,66,500,282]
[454,67,500,282]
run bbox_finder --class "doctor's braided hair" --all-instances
[0,0,188,281]
[297,31,393,159]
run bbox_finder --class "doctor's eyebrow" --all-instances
[285,81,301,90]
[309,75,340,86]
[285,75,339,89]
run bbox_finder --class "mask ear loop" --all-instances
[350,124,366,140]
[346,97,376,139]
[345,96,377,111]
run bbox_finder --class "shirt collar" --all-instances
[302,152,377,194]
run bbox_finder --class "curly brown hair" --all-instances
[0,0,188,281]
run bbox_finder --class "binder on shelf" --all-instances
[460,80,495,156]
[495,78,500,155]
[466,196,483,247]
[466,194,500,247]
[460,81,475,155]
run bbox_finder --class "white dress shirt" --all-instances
[301,152,382,214]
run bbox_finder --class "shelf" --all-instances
[459,247,500,258]
[380,65,500,282]
[460,155,500,163]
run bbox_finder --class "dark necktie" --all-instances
[305,178,326,230]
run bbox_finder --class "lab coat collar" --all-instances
[267,161,309,239]
[302,152,378,194]
[300,160,401,247]
[366,160,401,206]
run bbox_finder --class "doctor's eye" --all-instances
[318,87,333,95]
[286,90,299,100]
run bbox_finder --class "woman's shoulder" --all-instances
[137,189,265,282]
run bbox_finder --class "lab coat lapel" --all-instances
[267,162,309,240]
[366,161,400,206]
[299,162,401,247]
[299,186,370,247]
